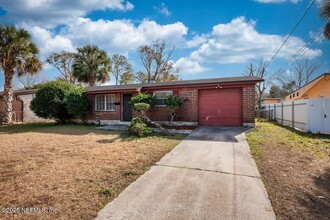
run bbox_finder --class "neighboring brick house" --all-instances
[86,76,262,127]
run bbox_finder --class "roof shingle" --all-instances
[86,76,263,92]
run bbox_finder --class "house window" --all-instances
[297,92,299,96]
[293,93,295,98]
[95,94,115,111]
[290,95,292,99]
[153,91,173,106]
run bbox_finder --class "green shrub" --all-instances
[133,102,150,111]
[130,93,155,109]
[123,170,137,176]
[128,117,153,137]
[99,187,113,197]
[164,95,184,123]
[164,95,184,107]
[30,80,76,122]
[65,87,90,120]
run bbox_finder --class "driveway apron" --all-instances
[95,126,276,220]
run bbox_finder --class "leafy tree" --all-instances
[73,45,111,86]
[268,85,285,98]
[30,81,75,122]
[120,71,134,85]
[110,54,133,85]
[0,25,42,124]
[130,92,169,135]
[138,39,179,83]
[281,81,296,95]
[65,87,90,120]
[164,95,184,124]
[319,0,330,39]
[134,71,148,83]
[47,51,76,84]
[243,59,268,110]
[130,92,155,108]
[157,67,180,82]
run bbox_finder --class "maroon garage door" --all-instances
[198,88,242,126]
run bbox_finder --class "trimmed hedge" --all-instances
[128,117,152,137]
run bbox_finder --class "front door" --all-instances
[122,94,133,122]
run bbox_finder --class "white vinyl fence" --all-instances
[264,98,330,134]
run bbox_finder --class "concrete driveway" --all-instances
[95,126,276,220]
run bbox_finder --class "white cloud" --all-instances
[186,17,322,64]
[21,25,75,60]
[173,58,209,74]
[60,18,187,54]
[22,18,188,59]
[154,3,171,16]
[0,0,134,28]
[184,34,209,48]
[255,0,300,3]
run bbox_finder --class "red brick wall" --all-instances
[86,85,256,124]
[242,85,256,123]
[86,93,121,121]
[177,89,198,122]
[132,89,198,122]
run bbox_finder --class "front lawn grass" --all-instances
[246,122,330,220]
[0,123,186,220]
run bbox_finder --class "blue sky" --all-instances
[0,0,329,89]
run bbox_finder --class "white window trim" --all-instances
[95,94,116,112]
[153,90,173,107]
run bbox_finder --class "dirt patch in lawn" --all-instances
[246,122,330,220]
[0,123,186,220]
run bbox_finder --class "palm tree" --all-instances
[320,0,330,40]
[0,25,42,124]
[72,45,111,86]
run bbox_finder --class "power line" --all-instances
[289,25,324,63]
[267,30,323,81]
[264,0,316,69]
[290,33,324,62]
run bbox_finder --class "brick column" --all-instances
[242,85,256,126]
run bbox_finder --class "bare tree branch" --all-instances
[243,59,269,109]
[275,59,321,90]
[47,51,76,84]
[137,39,179,83]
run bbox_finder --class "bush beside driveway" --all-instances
[246,122,330,220]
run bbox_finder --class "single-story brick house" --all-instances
[85,76,262,127]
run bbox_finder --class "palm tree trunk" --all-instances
[2,68,14,124]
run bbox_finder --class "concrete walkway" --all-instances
[95,126,276,220]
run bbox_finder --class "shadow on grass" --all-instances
[0,122,108,136]
[297,167,330,219]
[0,122,187,142]
[266,121,330,141]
